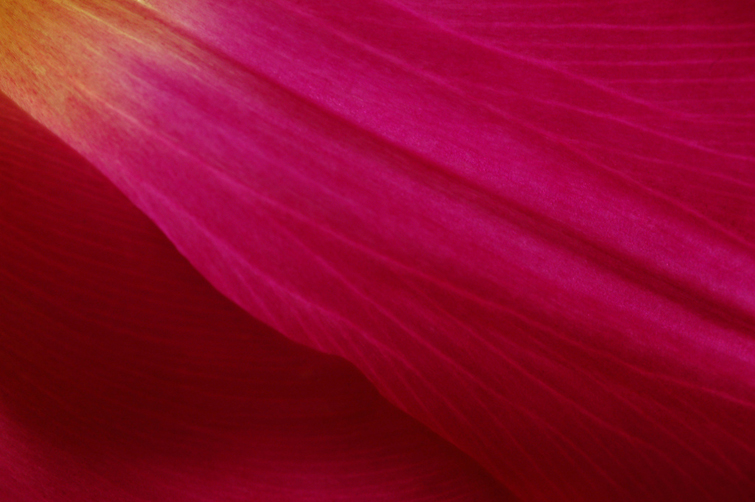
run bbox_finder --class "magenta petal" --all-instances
[392,0,755,241]
[0,93,512,501]
[2,1,755,501]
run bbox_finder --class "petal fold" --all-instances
[1,1,755,501]
[0,92,511,501]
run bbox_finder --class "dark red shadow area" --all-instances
[0,92,513,501]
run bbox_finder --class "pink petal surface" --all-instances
[2,1,755,501]
[393,0,755,240]
[0,92,511,501]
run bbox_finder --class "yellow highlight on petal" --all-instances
[0,0,202,166]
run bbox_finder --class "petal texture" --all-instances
[2,1,755,501]
[0,92,512,501]
[393,0,755,241]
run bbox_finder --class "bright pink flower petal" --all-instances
[0,92,512,501]
[2,1,755,501]
[393,0,755,241]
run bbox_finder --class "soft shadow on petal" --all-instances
[0,92,513,501]
[2,2,755,501]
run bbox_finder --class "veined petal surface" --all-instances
[1,1,755,501]
[0,92,512,501]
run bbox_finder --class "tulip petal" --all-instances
[0,92,512,501]
[392,0,755,241]
[2,1,755,501]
